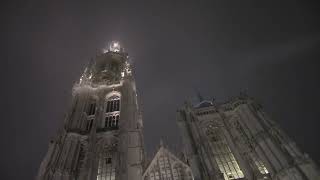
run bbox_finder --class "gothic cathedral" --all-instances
[37,42,320,180]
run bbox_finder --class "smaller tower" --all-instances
[177,94,320,180]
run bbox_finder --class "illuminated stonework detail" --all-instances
[109,41,121,52]
[143,145,194,180]
[97,151,116,180]
[206,127,244,179]
[103,95,121,130]
[251,154,269,175]
[106,95,120,113]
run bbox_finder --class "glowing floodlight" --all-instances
[109,41,121,52]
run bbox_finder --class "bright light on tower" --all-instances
[109,41,121,52]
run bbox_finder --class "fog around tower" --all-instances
[2,0,320,179]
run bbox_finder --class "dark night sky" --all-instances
[2,0,320,179]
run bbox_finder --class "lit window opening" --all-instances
[97,152,116,180]
[104,114,120,129]
[104,95,121,130]
[106,96,120,113]
[206,127,244,180]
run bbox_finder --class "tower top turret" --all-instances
[109,41,120,52]
[78,41,131,86]
[103,41,124,53]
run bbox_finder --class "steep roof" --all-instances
[143,145,191,177]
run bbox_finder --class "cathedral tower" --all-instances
[37,42,145,180]
[177,94,320,180]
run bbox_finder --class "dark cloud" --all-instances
[2,0,320,179]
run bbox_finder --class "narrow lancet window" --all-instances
[97,152,116,180]
[86,119,93,131]
[87,99,96,116]
[76,143,86,172]
[251,154,269,175]
[206,126,244,180]
[104,94,121,130]
[172,164,182,180]
[104,114,120,129]
[106,95,120,113]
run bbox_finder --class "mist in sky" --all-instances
[2,0,320,179]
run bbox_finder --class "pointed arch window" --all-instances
[106,95,120,113]
[86,119,93,131]
[88,103,96,115]
[206,126,244,180]
[86,98,96,116]
[76,142,87,176]
[251,154,269,175]
[104,114,120,129]
[172,164,182,180]
[104,94,121,130]
[97,151,116,180]
[84,98,96,132]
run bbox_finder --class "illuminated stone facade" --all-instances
[177,94,320,180]
[37,43,145,180]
